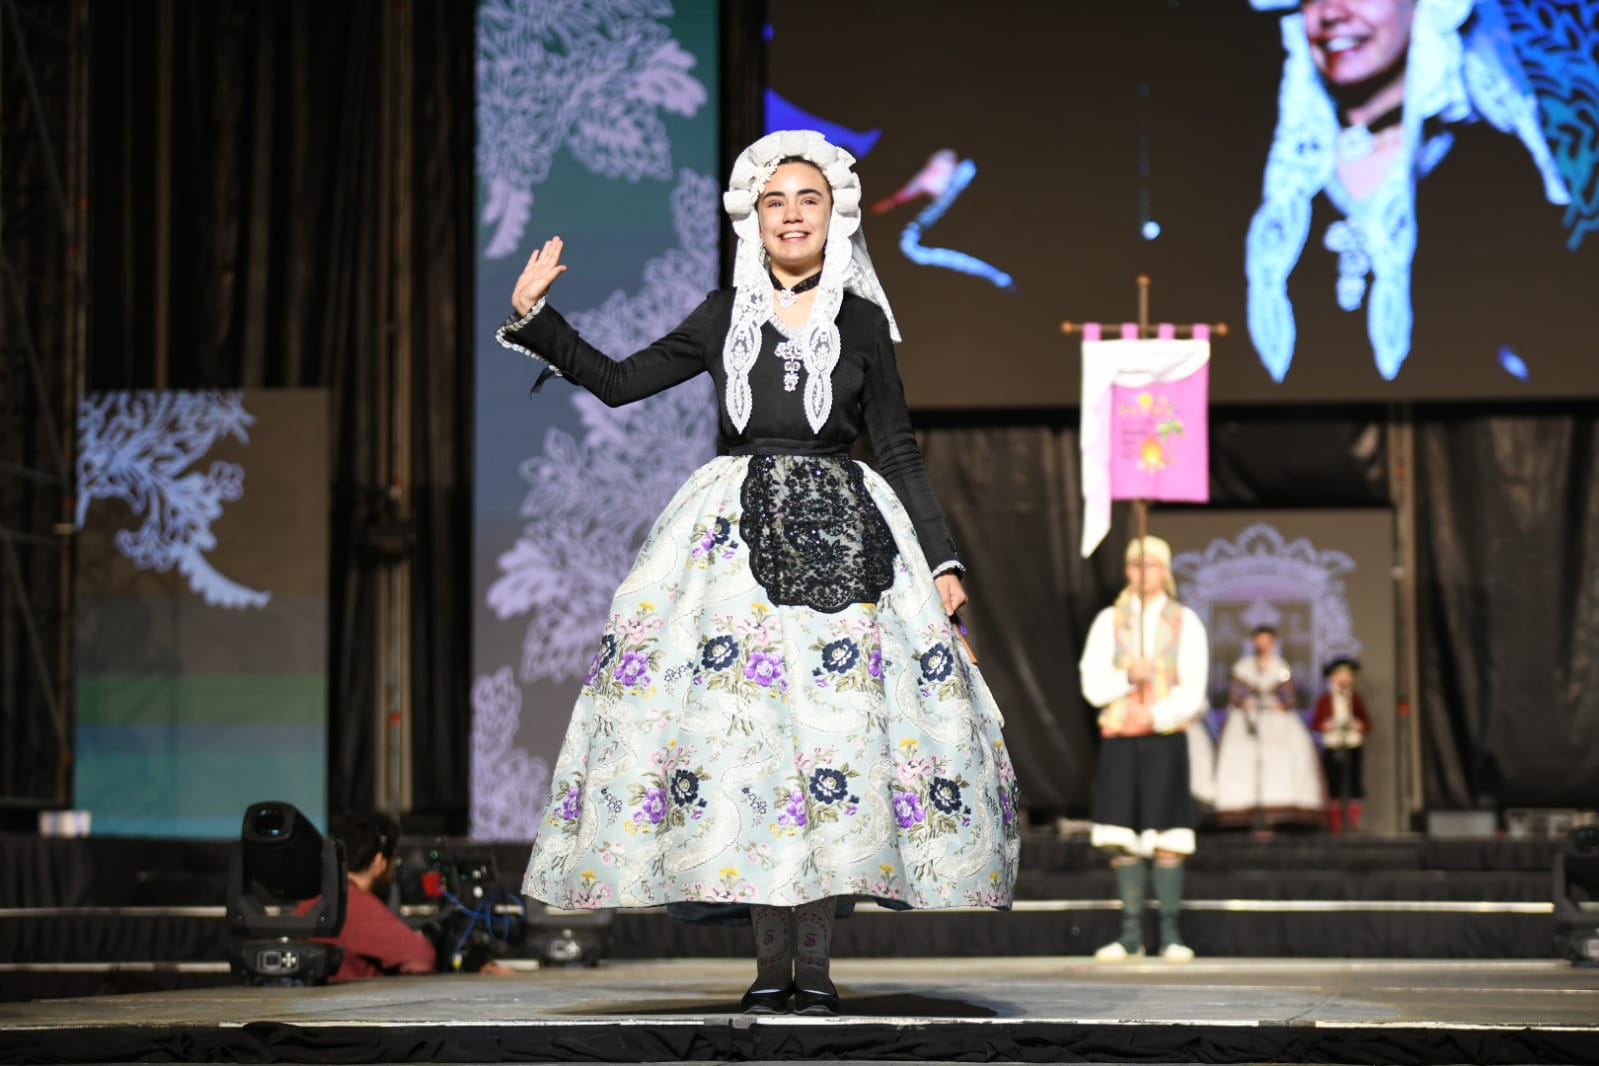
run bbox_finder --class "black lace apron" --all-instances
[739,455,896,614]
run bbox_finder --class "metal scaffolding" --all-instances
[1,0,88,807]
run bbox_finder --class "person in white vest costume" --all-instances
[1080,536,1210,962]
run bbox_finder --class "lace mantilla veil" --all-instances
[720,129,902,435]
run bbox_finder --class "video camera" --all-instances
[399,840,526,972]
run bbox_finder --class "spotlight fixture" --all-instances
[224,801,348,985]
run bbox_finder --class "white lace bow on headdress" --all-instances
[1245,0,1570,383]
[720,129,901,434]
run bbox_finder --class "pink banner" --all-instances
[1108,362,1209,502]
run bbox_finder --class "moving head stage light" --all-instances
[225,801,347,985]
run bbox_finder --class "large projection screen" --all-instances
[73,390,329,838]
[769,0,1599,405]
[471,1,721,840]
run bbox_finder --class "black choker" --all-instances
[769,269,821,307]
[1336,103,1405,161]
[1343,102,1403,135]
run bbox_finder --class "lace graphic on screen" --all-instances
[1172,522,1362,703]
[476,0,709,258]
[76,391,270,610]
[471,668,552,839]
[487,170,720,684]
[1502,0,1599,248]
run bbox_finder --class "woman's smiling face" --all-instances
[758,161,831,276]
[1302,0,1417,88]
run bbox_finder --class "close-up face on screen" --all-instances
[768,0,1599,406]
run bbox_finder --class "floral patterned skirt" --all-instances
[522,455,1020,912]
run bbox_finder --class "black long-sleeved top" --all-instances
[498,289,961,573]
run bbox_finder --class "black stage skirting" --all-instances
[6,1018,1599,1066]
[0,833,1565,909]
[0,830,1568,1003]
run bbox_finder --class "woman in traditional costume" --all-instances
[496,130,1020,1015]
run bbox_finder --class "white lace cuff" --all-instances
[493,299,563,380]
[931,559,964,579]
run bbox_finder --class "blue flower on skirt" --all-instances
[710,516,732,546]
[585,634,619,685]
[808,767,848,804]
[701,635,740,672]
[820,638,860,674]
[670,769,700,807]
[919,642,954,683]
[929,776,962,814]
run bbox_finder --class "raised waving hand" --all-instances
[511,236,568,316]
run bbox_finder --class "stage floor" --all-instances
[2,957,1597,1064]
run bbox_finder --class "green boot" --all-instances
[1152,860,1194,961]
[1094,859,1147,960]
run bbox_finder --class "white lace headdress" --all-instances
[1245,0,1569,383]
[720,129,901,434]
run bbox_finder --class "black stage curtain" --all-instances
[1415,404,1599,810]
[1,1,76,805]
[83,2,475,824]
[918,408,1389,816]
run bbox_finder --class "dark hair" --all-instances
[776,154,826,171]
[1251,625,1278,638]
[330,811,401,872]
[770,155,830,194]
[1323,657,1361,677]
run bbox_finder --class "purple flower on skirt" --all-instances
[866,647,883,680]
[635,786,666,825]
[744,650,785,689]
[1000,787,1014,826]
[893,790,926,828]
[614,650,651,688]
[556,786,582,822]
[778,789,808,827]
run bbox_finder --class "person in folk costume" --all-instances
[1311,657,1371,831]
[1214,625,1327,827]
[1080,535,1210,962]
[496,130,1020,1015]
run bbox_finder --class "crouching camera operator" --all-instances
[298,812,515,980]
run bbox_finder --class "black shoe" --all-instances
[792,984,840,1016]
[740,982,793,1014]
